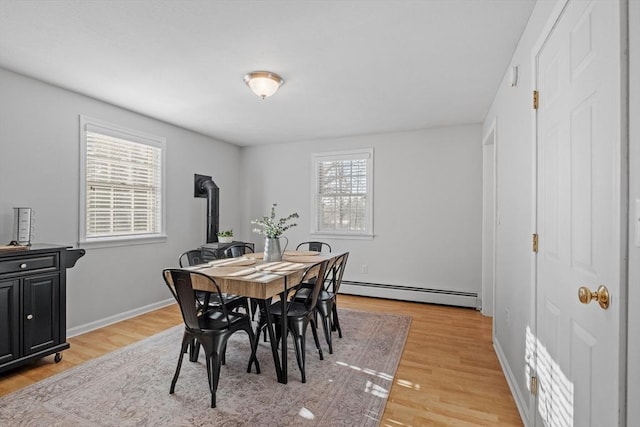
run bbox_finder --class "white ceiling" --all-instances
[0,0,535,146]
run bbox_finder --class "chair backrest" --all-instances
[223,243,254,258]
[296,241,332,253]
[162,269,231,331]
[319,256,338,290]
[327,252,349,293]
[179,249,204,267]
[291,260,328,313]
[201,248,218,262]
[179,248,218,267]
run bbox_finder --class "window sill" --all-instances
[79,234,167,249]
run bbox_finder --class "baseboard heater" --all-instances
[339,280,480,309]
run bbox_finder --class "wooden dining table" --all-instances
[183,250,341,384]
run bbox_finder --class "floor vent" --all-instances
[340,280,480,309]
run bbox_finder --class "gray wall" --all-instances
[240,125,483,297]
[0,67,484,332]
[0,69,243,332]
[0,67,483,330]
[482,0,559,423]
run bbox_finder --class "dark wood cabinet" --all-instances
[23,273,60,355]
[0,245,84,373]
[0,279,20,366]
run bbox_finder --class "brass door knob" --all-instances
[578,285,610,309]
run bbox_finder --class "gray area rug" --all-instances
[0,308,410,426]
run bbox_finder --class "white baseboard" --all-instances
[66,298,175,338]
[340,280,480,309]
[494,337,531,426]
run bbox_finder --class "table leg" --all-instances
[281,276,288,384]
[258,298,283,383]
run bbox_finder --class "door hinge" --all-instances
[530,376,539,396]
[533,90,539,109]
[532,233,539,253]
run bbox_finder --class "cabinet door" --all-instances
[22,273,60,355]
[0,280,20,365]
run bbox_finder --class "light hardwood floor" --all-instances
[0,295,523,426]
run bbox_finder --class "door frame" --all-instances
[530,0,629,424]
[482,118,497,318]
[627,0,639,424]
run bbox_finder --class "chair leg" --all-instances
[251,299,259,320]
[274,320,281,347]
[170,334,190,394]
[252,319,270,374]
[256,303,269,342]
[332,304,342,338]
[205,355,212,389]
[189,338,200,362]
[291,327,307,383]
[203,339,226,409]
[310,317,324,360]
[209,353,222,408]
[245,298,251,317]
[319,307,333,354]
[287,318,310,383]
[204,355,219,408]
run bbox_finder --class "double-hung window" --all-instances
[311,148,374,238]
[79,116,166,247]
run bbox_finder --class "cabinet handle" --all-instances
[26,314,33,320]
[20,263,27,269]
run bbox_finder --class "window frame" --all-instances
[310,148,374,239]
[79,115,167,248]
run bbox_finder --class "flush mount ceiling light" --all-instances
[243,71,284,99]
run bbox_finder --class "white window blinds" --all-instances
[312,149,373,237]
[80,116,165,245]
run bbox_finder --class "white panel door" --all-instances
[535,1,624,426]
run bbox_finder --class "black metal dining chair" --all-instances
[178,248,250,316]
[252,260,328,383]
[179,248,217,267]
[222,243,258,319]
[293,252,349,354]
[294,241,331,297]
[296,241,332,253]
[222,243,254,259]
[162,269,260,408]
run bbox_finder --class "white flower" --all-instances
[251,203,299,238]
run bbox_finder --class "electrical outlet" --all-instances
[361,264,368,274]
